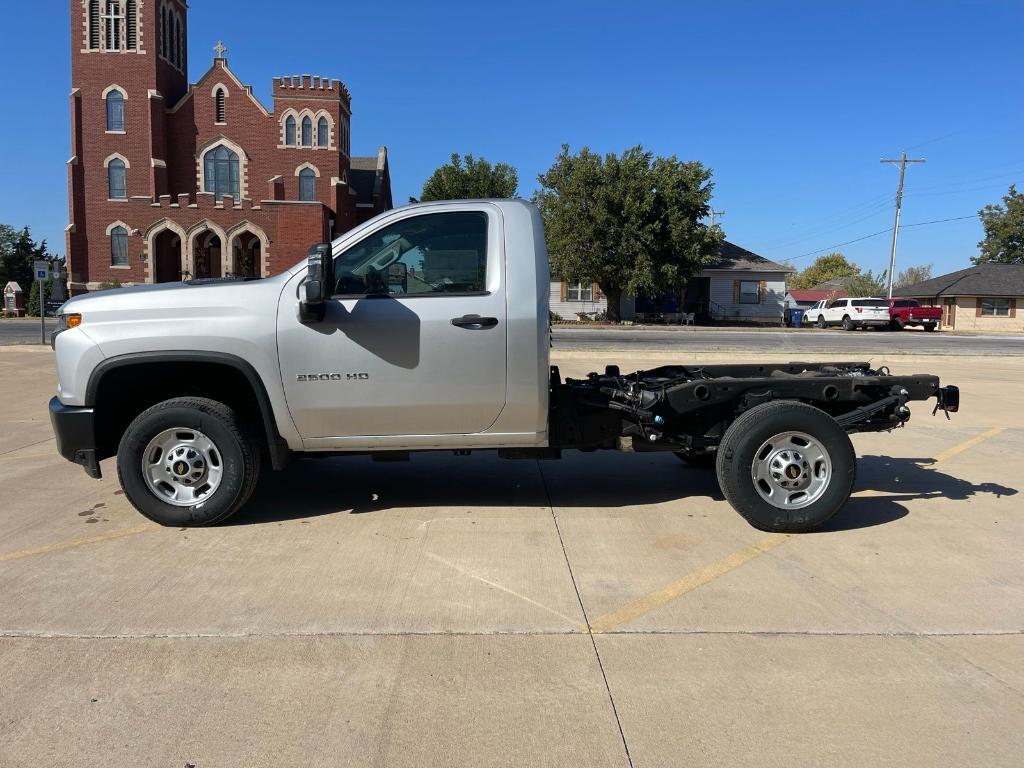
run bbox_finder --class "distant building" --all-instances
[66,1,393,294]
[3,282,26,317]
[549,241,793,324]
[893,263,1023,332]
[784,288,848,310]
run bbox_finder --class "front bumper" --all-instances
[48,396,101,479]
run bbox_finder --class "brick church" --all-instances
[66,0,393,293]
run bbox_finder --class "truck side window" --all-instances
[332,212,489,297]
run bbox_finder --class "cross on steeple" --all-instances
[213,41,227,59]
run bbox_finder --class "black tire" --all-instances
[116,397,261,526]
[674,450,717,469]
[715,401,856,533]
[924,323,936,332]
[891,317,904,331]
[815,315,826,329]
[841,316,854,331]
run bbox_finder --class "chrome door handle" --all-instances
[451,314,498,329]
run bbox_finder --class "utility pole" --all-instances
[880,151,925,298]
[710,209,725,227]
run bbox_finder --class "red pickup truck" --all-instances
[889,299,942,331]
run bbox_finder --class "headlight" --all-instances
[58,313,82,331]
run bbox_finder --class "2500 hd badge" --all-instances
[296,373,370,382]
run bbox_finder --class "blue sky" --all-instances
[2,0,1021,277]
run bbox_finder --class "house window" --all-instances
[88,0,101,49]
[214,88,226,123]
[298,168,317,201]
[106,90,125,131]
[108,158,127,198]
[110,226,129,266]
[980,297,1011,317]
[301,116,312,146]
[739,280,761,304]
[203,145,240,199]
[103,0,124,50]
[317,116,329,147]
[285,115,296,146]
[126,0,137,49]
[566,281,593,302]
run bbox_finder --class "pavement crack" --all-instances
[537,460,635,768]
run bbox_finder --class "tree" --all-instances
[974,185,1024,264]
[0,226,48,291]
[843,269,886,297]
[895,264,932,288]
[27,278,54,317]
[535,145,721,322]
[419,153,519,201]
[787,252,859,290]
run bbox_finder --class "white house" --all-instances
[550,241,793,323]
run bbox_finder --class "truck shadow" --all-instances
[228,452,1016,531]
[229,451,723,525]
[821,454,1018,532]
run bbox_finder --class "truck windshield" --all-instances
[892,300,919,307]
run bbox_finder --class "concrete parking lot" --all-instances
[1,345,1022,766]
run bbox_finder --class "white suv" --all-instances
[812,297,891,331]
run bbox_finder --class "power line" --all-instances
[787,213,978,263]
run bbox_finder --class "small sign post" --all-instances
[34,260,50,345]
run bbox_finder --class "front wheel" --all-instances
[116,397,261,526]
[891,317,904,331]
[924,323,937,332]
[815,316,826,329]
[716,401,856,533]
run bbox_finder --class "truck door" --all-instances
[276,206,507,443]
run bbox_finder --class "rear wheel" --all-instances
[716,401,856,533]
[841,316,854,331]
[116,397,261,527]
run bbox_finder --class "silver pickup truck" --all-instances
[49,200,958,532]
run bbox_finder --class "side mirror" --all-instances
[387,262,408,294]
[299,243,334,324]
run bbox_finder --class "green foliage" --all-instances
[26,278,54,317]
[787,252,859,289]
[0,225,49,291]
[896,264,933,288]
[96,280,123,291]
[419,153,519,201]
[535,144,721,322]
[974,185,1024,264]
[843,269,886,297]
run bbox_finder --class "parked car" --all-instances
[889,298,941,332]
[811,297,891,331]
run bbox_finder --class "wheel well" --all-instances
[91,361,276,462]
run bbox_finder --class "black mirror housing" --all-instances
[299,242,334,323]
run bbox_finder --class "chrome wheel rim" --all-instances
[141,428,224,507]
[751,431,832,510]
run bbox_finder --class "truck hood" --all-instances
[62,274,290,318]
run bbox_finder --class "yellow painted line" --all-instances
[0,524,156,563]
[932,426,1005,464]
[587,534,790,634]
